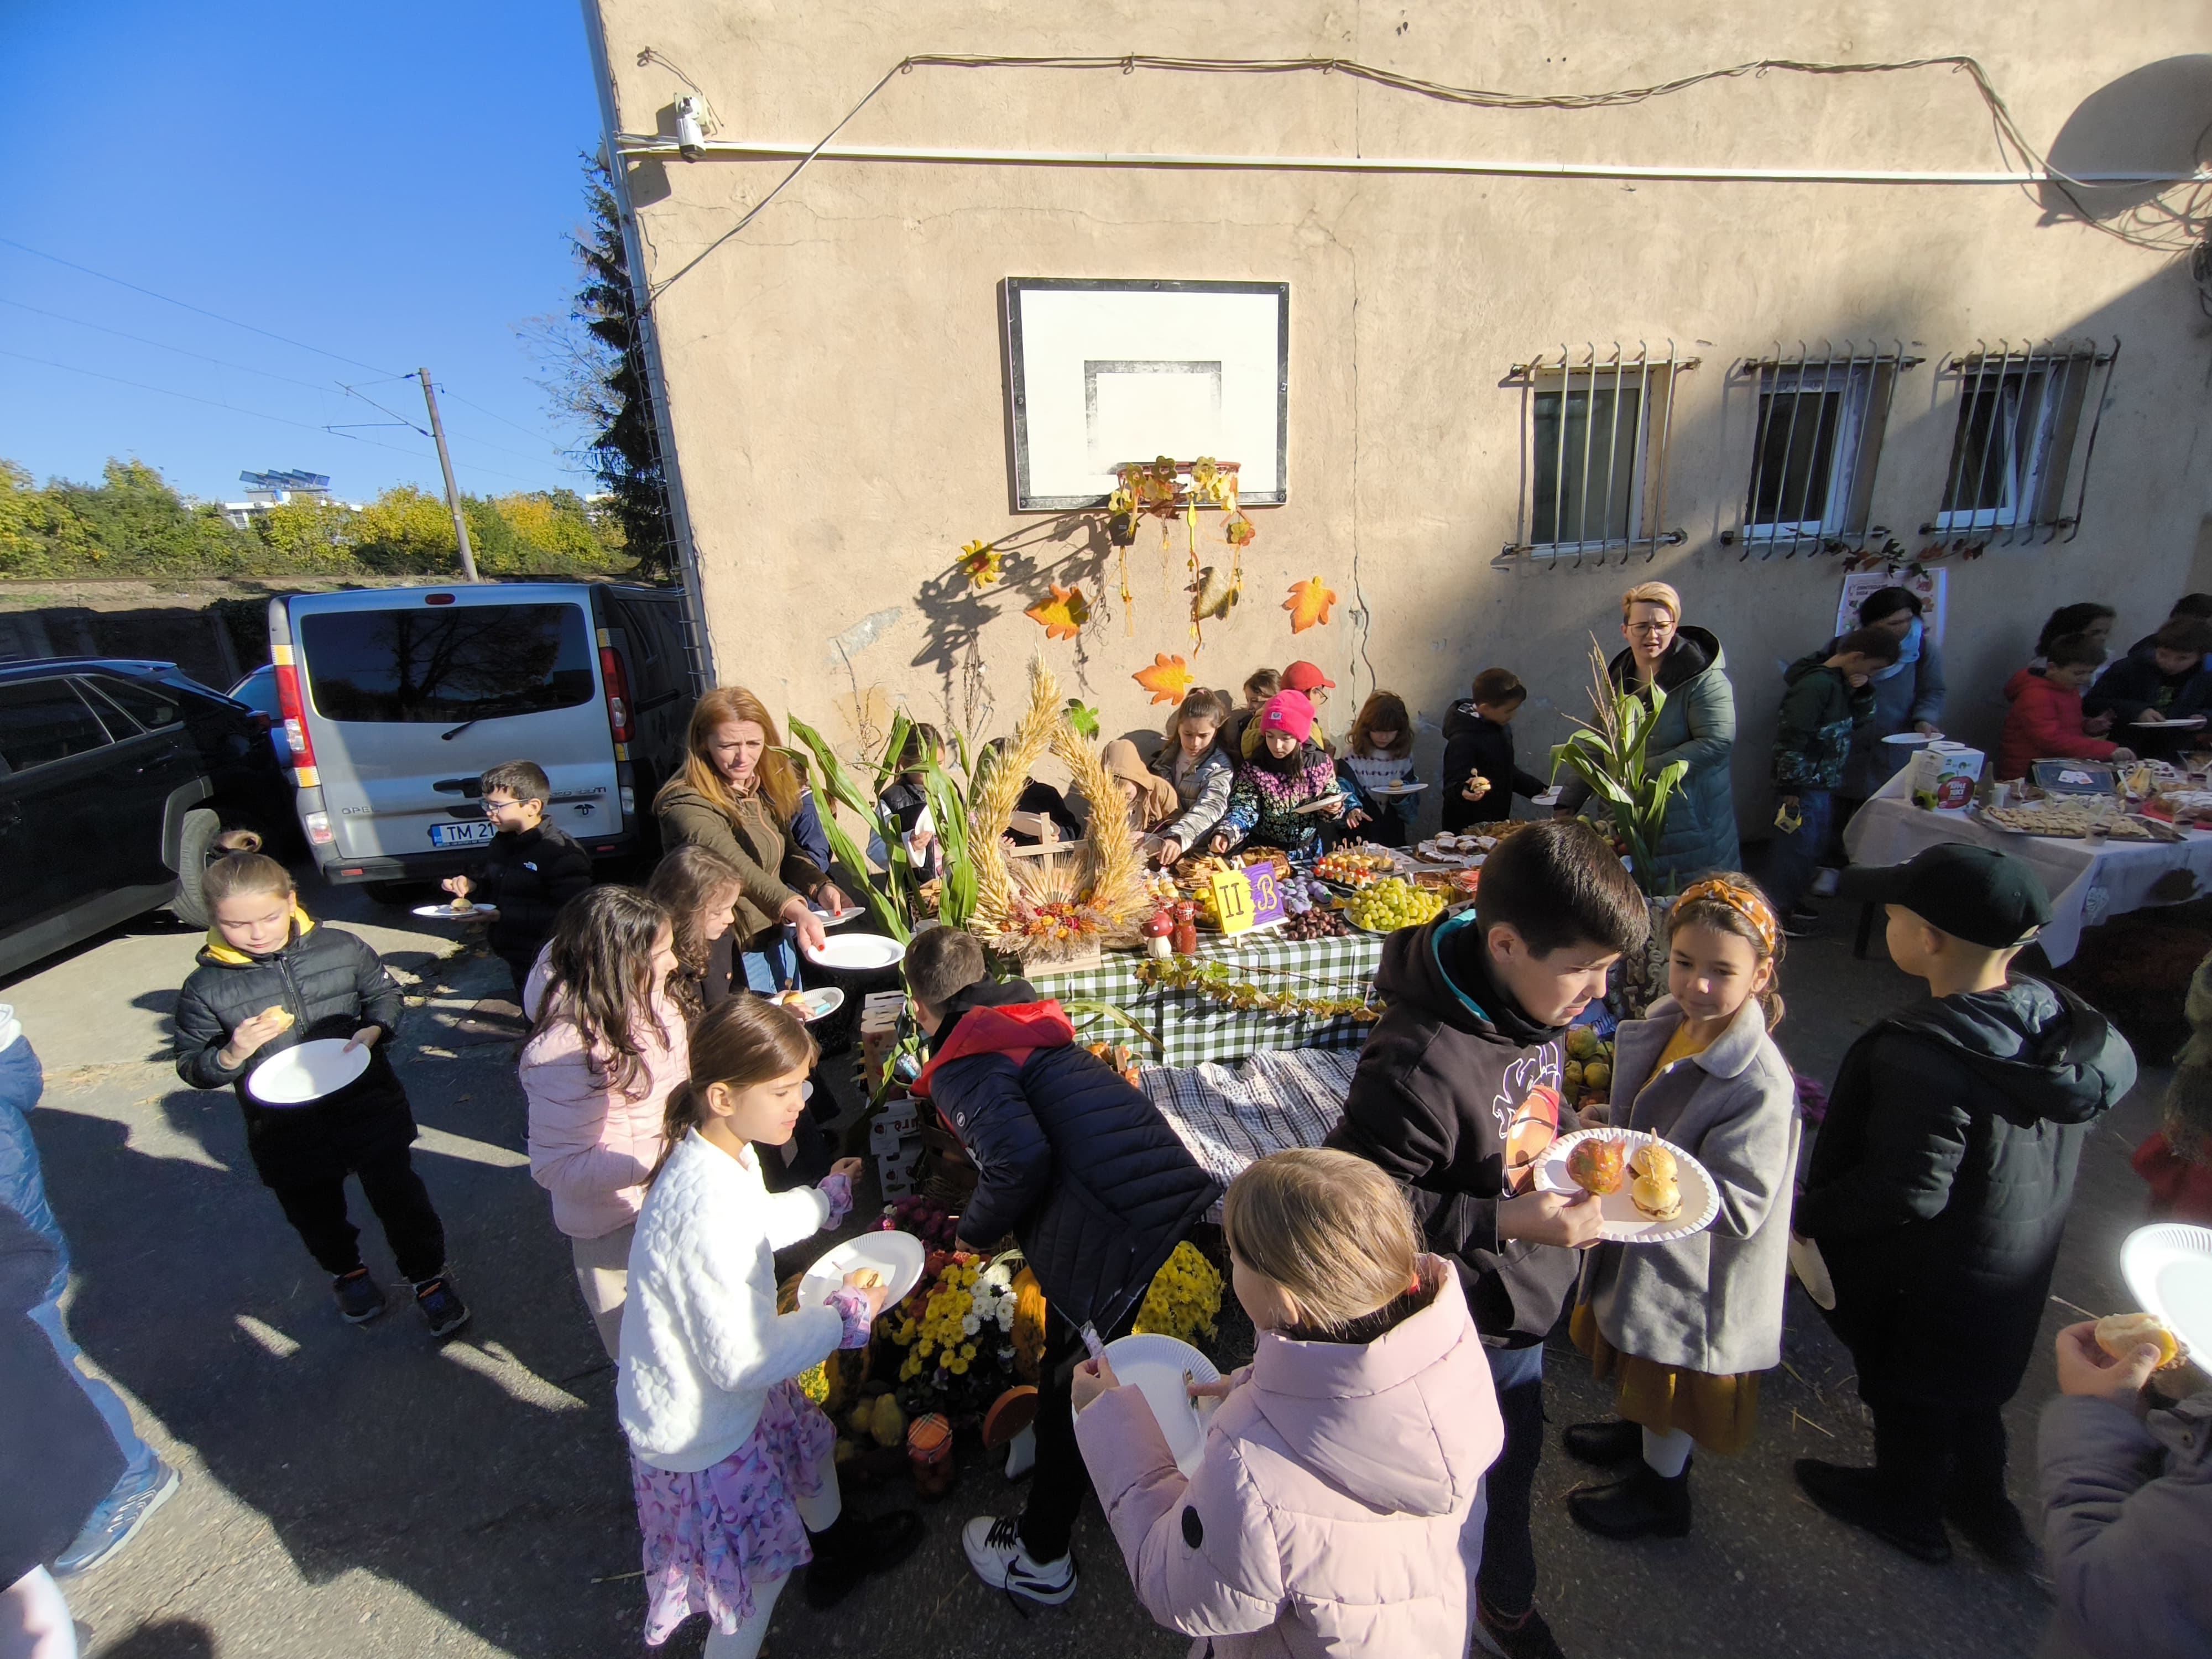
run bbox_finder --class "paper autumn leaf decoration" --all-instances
[957,539,1003,588]
[1025,582,1090,641]
[1223,511,1256,548]
[1284,576,1338,634]
[1133,653,1196,705]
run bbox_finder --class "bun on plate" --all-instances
[1630,1175,1682,1222]
[1631,1142,1678,1183]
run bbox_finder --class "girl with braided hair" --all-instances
[1561,875,1801,1542]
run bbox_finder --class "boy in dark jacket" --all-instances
[2084,617,2212,760]
[442,760,593,997]
[1326,820,1647,1659]
[1765,628,1900,928]
[1797,844,2136,1567]
[904,926,1218,1608]
[1441,668,1548,832]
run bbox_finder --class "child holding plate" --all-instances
[172,834,467,1335]
[1563,876,1799,1540]
[1337,691,1420,847]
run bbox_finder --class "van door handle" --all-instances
[433,778,479,796]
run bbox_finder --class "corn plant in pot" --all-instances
[786,712,978,945]
[1549,639,1689,895]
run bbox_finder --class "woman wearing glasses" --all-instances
[1556,581,1741,886]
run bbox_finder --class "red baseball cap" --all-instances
[1282,660,1335,692]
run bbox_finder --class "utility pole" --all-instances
[416,367,480,583]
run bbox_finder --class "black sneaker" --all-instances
[1475,1597,1568,1659]
[413,1274,471,1339]
[804,1508,925,1610]
[1944,1492,2037,1568]
[1783,907,1822,938]
[1793,1459,1951,1563]
[1562,1417,1643,1466]
[333,1269,385,1324]
[1567,1462,1693,1540]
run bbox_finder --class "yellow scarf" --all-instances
[203,904,316,966]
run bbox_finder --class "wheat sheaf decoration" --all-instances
[971,660,1152,962]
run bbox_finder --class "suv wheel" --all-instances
[171,808,224,927]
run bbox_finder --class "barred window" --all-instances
[1738,343,1916,553]
[1927,340,2119,546]
[1504,343,1695,564]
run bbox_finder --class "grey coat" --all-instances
[1149,743,1235,854]
[2036,1389,2212,1659]
[1579,995,1800,1376]
[1835,631,1947,799]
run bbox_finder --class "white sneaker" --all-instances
[961,1514,1076,1604]
[1811,868,1841,898]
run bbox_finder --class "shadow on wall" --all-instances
[2038,54,2212,231]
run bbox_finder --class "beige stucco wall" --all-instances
[591,0,2212,832]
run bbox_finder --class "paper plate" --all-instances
[1369,781,1428,796]
[246,1038,371,1107]
[810,905,863,926]
[1881,731,1940,745]
[1291,794,1348,815]
[2138,715,2208,729]
[802,933,906,972]
[798,1230,927,1312]
[1532,1129,1721,1245]
[411,903,499,921]
[769,985,845,1024]
[1532,788,1563,807]
[1074,1333,1223,1477]
[2120,1223,2212,1362]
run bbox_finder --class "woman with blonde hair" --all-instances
[1071,1149,1503,1657]
[656,688,839,993]
[1556,579,1741,884]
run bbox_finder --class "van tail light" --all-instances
[273,644,319,788]
[600,646,633,746]
[304,811,335,846]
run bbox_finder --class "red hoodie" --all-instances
[1997,667,2118,781]
[911,999,1074,1102]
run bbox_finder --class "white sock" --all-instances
[1642,1426,1694,1478]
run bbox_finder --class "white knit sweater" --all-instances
[617,1130,843,1472]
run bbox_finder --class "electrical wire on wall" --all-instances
[628,52,2212,305]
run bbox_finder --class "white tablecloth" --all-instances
[1843,775,2212,965]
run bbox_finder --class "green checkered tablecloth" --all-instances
[1029,930,1385,1068]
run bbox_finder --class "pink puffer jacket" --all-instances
[520,975,688,1241]
[1075,1258,1503,1658]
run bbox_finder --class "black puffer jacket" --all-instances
[1439,702,1545,831]
[1326,910,1588,1345]
[173,915,413,1188]
[1798,976,2136,1406]
[468,822,593,962]
[915,978,1218,1332]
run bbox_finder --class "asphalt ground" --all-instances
[4,881,2173,1659]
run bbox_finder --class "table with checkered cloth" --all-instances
[1027,931,1385,1069]
[1139,1049,1360,1218]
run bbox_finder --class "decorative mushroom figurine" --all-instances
[1142,906,1177,959]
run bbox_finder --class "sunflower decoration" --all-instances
[956,539,1003,589]
[971,659,1151,964]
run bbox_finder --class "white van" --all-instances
[268,582,697,889]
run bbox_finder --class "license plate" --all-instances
[429,821,495,848]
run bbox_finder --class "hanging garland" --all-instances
[1133,953,1383,1022]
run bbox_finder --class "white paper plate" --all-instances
[769,985,846,1024]
[2137,716,2208,729]
[412,903,499,921]
[1532,788,1563,807]
[1074,1333,1223,1478]
[810,906,863,926]
[2120,1222,2212,1361]
[802,933,906,972]
[1369,781,1428,795]
[1292,794,1348,815]
[246,1037,371,1107]
[1881,731,1940,745]
[798,1230,927,1312]
[1532,1129,1721,1245]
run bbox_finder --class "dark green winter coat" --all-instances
[1772,654,1876,792]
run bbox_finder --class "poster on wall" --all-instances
[1003,278,1289,510]
[1837,568,1947,644]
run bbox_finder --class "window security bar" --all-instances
[1501,342,1698,566]
[1922,338,2119,549]
[1730,341,1918,559]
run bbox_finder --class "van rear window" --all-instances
[300,604,594,723]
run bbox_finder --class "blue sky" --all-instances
[0,2,606,503]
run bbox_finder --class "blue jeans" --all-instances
[0,1035,155,1481]
[1478,1341,1547,1616]
[740,935,801,994]
[1764,787,1834,919]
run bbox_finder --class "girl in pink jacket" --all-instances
[1072,1149,1504,1658]
[521,886,688,1360]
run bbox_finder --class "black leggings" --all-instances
[270,1144,447,1284]
[1019,1307,1138,1563]
[1871,1396,2010,1519]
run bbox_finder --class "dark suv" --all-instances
[0,657,294,978]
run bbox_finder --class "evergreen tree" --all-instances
[573,156,678,583]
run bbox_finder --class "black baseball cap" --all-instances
[1835,844,2053,949]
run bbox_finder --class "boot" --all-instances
[1793,1459,1951,1563]
[1567,1459,1692,1540]
[803,1507,925,1609]
[1943,1490,2037,1568]
[1562,1417,1644,1466]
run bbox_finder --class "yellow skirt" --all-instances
[1569,1302,1761,1455]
